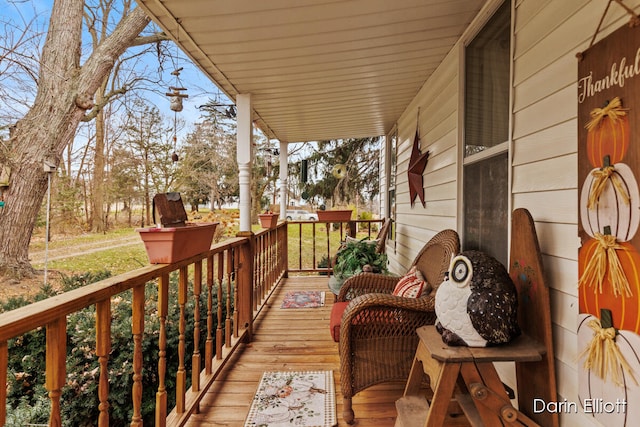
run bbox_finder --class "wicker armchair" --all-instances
[336,229,460,424]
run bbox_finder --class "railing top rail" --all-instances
[254,221,287,236]
[0,236,250,342]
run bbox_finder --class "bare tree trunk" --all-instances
[91,79,108,233]
[127,199,132,227]
[0,1,150,279]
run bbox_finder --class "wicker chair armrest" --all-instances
[338,293,437,344]
[336,273,400,302]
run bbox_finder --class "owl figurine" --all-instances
[435,250,520,347]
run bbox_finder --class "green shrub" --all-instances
[3,270,229,426]
[317,255,329,275]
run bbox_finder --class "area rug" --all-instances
[280,290,325,309]
[244,370,336,427]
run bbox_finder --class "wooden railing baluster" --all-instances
[325,221,331,269]
[206,255,214,373]
[298,222,303,270]
[312,222,317,271]
[192,261,202,406]
[46,317,66,427]
[281,223,288,277]
[131,285,145,426]
[272,229,277,289]
[256,234,263,307]
[96,299,111,427]
[261,232,267,301]
[0,341,6,426]
[233,247,240,338]
[225,250,233,347]
[176,266,188,413]
[156,273,169,425]
[217,251,224,359]
[263,233,268,300]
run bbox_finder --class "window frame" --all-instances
[385,126,398,252]
[459,0,514,266]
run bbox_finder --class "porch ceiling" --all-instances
[137,0,486,142]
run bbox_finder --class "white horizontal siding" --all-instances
[513,190,577,224]
[512,121,576,165]
[536,223,579,267]
[512,84,576,140]
[512,154,577,193]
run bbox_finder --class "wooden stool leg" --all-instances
[462,363,541,427]
[404,345,427,396]
[424,363,461,427]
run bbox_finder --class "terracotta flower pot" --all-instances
[316,209,352,222]
[259,213,279,228]
[136,222,218,264]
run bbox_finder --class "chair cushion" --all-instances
[330,302,350,342]
[392,266,429,298]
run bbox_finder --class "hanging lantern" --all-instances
[167,86,188,112]
[170,95,183,112]
[165,67,188,163]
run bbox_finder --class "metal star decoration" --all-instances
[408,128,430,207]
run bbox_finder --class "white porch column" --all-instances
[236,93,253,232]
[279,141,288,220]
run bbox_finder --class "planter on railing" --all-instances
[258,213,279,229]
[316,209,352,222]
[136,222,218,263]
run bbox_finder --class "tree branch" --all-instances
[130,33,171,47]
[81,85,130,121]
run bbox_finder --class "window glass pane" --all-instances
[463,152,509,267]
[464,1,511,157]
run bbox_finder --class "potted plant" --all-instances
[258,210,279,228]
[136,192,218,264]
[330,239,389,289]
[316,208,352,222]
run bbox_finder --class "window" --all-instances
[462,1,511,266]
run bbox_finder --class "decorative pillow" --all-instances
[392,266,429,298]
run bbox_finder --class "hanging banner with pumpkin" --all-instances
[578,18,640,426]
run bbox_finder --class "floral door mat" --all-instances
[280,291,325,309]
[244,370,336,427]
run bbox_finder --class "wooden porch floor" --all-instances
[185,275,406,426]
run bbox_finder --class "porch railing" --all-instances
[0,223,286,427]
[287,218,384,274]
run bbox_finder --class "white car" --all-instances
[285,210,317,221]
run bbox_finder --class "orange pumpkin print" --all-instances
[579,238,640,334]
[586,104,630,167]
